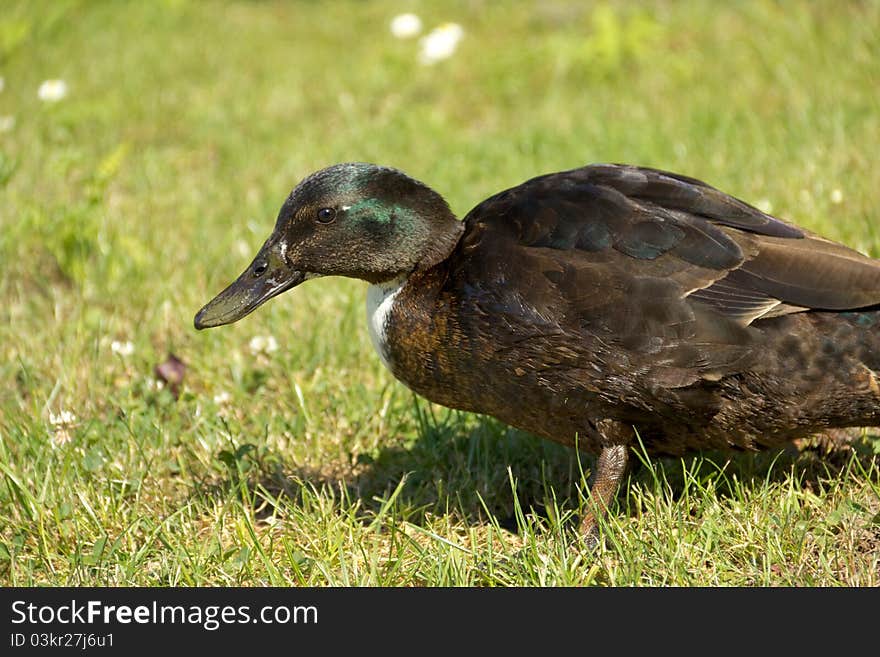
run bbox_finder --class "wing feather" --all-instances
[454,164,880,385]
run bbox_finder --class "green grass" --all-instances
[1,0,879,586]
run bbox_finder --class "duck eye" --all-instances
[316,207,337,224]
[253,261,268,277]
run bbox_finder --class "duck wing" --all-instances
[453,164,880,386]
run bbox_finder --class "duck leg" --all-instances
[580,421,631,543]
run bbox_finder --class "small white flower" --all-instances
[249,335,279,355]
[213,391,232,405]
[52,427,73,448]
[38,79,68,102]
[49,410,77,426]
[111,340,135,357]
[0,115,13,133]
[146,378,165,391]
[390,13,422,39]
[755,198,773,214]
[830,188,843,204]
[49,408,76,447]
[419,23,464,65]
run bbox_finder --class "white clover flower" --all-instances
[52,428,73,448]
[146,378,165,391]
[213,391,232,405]
[418,23,464,65]
[49,408,76,447]
[49,410,77,426]
[38,79,68,102]
[390,13,422,39]
[830,188,843,204]
[111,340,135,357]
[0,116,13,133]
[249,335,279,355]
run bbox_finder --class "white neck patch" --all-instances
[365,275,407,371]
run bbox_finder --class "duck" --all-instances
[194,162,880,539]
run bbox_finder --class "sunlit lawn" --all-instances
[1,0,878,585]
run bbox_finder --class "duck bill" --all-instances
[194,242,305,330]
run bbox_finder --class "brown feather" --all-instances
[380,164,880,457]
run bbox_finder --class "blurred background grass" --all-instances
[1,0,878,585]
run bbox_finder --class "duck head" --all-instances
[194,162,463,329]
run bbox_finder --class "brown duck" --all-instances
[195,163,880,538]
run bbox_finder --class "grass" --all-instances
[1,0,879,586]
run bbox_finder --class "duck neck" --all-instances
[415,218,465,273]
[366,274,409,372]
